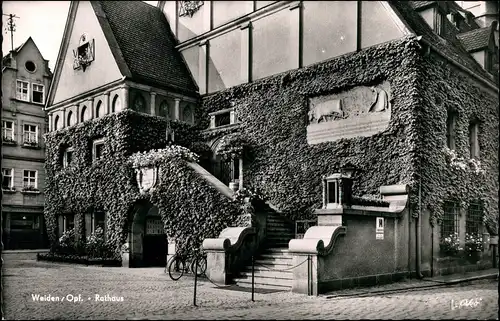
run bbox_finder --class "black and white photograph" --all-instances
[1,1,499,320]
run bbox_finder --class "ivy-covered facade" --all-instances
[44,1,498,271]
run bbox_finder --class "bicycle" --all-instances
[167,249,207,281]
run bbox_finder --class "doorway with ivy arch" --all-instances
[128,200,167,267]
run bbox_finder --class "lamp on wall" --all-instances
[165,122,175,146]
[340,162,357,178]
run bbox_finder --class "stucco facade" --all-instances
[2,37,52,249]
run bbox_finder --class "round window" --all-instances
[25,61,37,72]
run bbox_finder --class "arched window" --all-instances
[67,111,73,127]
[81,105,88,122]
[133,94,146,113]
[95,101,102,118]
[54,115,60,130]
[182,104,194,124]
[159,101,172,119]
[112,95,120,113]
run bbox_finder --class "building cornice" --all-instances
[3,155,46,163]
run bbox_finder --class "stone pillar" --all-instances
[239,158,244,190]
[104,92,110,115]
[150,92,156,116]
[174,98,181,121]
[291,254,318,295]
[48,114,53,131]
[62,109,66,128]
[167,237,176,266]
[90,98,95,119]
[210,115,216,128]
[205,251,231,284]
[122,85,129,110]
[76,105,80,123]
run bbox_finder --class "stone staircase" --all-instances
[232,211,296,291]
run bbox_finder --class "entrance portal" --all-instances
[143,217,167,267]
[128,201,168,267]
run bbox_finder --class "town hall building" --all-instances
[44,1,498,294]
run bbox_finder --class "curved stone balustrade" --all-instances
[202,226,256,253]
[288,225,346,256]
[379,184,409,212]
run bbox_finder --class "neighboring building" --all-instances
[45,1,497,293]
[2,37,52,250]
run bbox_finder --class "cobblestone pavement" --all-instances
[2,258,498,320]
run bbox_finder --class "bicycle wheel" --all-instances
[168,256,185,281]
[190,256,207,277]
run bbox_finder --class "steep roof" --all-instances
[94,1,198,94]
[391,1,494,83]
[457,27,492,52]
[2,37,52,76]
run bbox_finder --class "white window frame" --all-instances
[23,123,38,145]
[92,138,106,162]
[32,83,45,104]
[2,120,15,141]
[16,80,30,101]
[2,168,14,189]
[22,169,38,189]
[63,147,74,168]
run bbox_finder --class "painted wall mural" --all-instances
[307,81,392,144]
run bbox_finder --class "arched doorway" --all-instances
[128,200,167,267]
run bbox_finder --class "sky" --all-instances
[2,1,158,71]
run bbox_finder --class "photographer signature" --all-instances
[451,298,482,310]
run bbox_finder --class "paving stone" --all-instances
[2,257,498,320]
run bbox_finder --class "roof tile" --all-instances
[391,1,493,82]
[97,1,198,94]
[457,27,491,52]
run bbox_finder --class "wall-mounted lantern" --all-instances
[165,122,175,145]
[322,163,356,209]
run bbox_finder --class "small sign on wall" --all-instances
[376,217,384,240]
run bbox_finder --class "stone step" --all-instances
[266,222,294,229]
[267,226,295,232]
[255,255,292,265]
[238,268,293,279]
[233,275,293,288]
[233,280,292,291]
[266,242,290,248]
[266,237,294,243]
[263,247,291,253]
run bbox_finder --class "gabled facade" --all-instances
[44,0,498,287]
[2,37,52,249]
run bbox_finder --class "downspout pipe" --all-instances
[416,177,424,279]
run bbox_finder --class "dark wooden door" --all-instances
[143,217,167,267]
